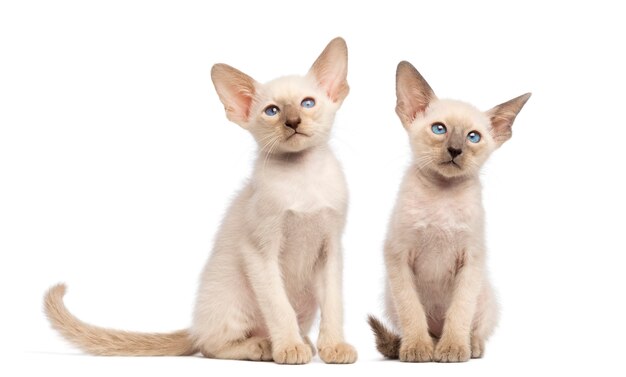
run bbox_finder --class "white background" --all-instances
[1,0,625,376]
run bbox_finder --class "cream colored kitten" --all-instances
[44,37,357,365]
[369,61,530,362]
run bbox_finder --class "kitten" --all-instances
[368,61,530,362]
[44,37,357,365]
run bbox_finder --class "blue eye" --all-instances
[431,123,447,135]
[467,131,481,143]
[264,105,279,116]
[301,98,315,108]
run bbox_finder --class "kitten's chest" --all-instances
[407,196,478,287]
[407,195,479,233]
[283,169,345,212]
[258,154,347,214]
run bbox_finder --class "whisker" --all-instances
[261,136,281,173]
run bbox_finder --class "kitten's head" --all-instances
[211,38,349,155]
[395,61,531,180]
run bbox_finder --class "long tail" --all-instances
[367,315,401,359]
[44,283,196,356]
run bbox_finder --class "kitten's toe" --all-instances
[272,342,312,364]
[318,342,358,364]
[434,337,470,362]
[471,338,485,359]
[399,338,434,362]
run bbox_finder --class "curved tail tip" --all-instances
[367,314,384,332]
[46,283,67,298]
[367,314,401,359]
[44,283,68,312]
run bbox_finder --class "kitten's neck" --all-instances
[413,164,480,191]
[258,145,330,166]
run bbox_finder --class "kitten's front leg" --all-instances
[385,244,434,362]
[434,251,484,363]
[314,236,357,364]
[244,240,312,365]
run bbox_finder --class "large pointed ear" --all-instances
[486,93,531,145]
[395,61,437,128]
[211,63,257,125]
[308,37,349,103]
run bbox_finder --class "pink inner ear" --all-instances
[395,83,434,125]
[232,90,253,121]
[395,62,436,126]
[311,66,348,103]
[489,114,513,143]
[211,64,257,124]
[221,85,255,123]
[324,81,334,99]
[308,38,349,103]
[486,93,531,144]
[324,77,347,102]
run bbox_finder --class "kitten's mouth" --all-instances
[287,131,309,140]
[441,160,462,169]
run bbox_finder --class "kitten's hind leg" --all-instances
[470,337,485,359]
[200,336,272,361]
[302,335,316,356]
[470,284,499,359]
[296,294,318,356]
[192,253,271,361]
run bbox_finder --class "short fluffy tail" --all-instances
[44,283,196,356]
[367,315,401,359]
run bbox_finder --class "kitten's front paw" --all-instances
[272,342,312,364]
[318,342,358,364]
[399,337,434,362]
[434,337,471,362]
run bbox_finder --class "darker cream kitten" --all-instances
[369,61,530,362]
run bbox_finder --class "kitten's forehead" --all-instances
[259,75,320,101]
[427,99,490,131]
